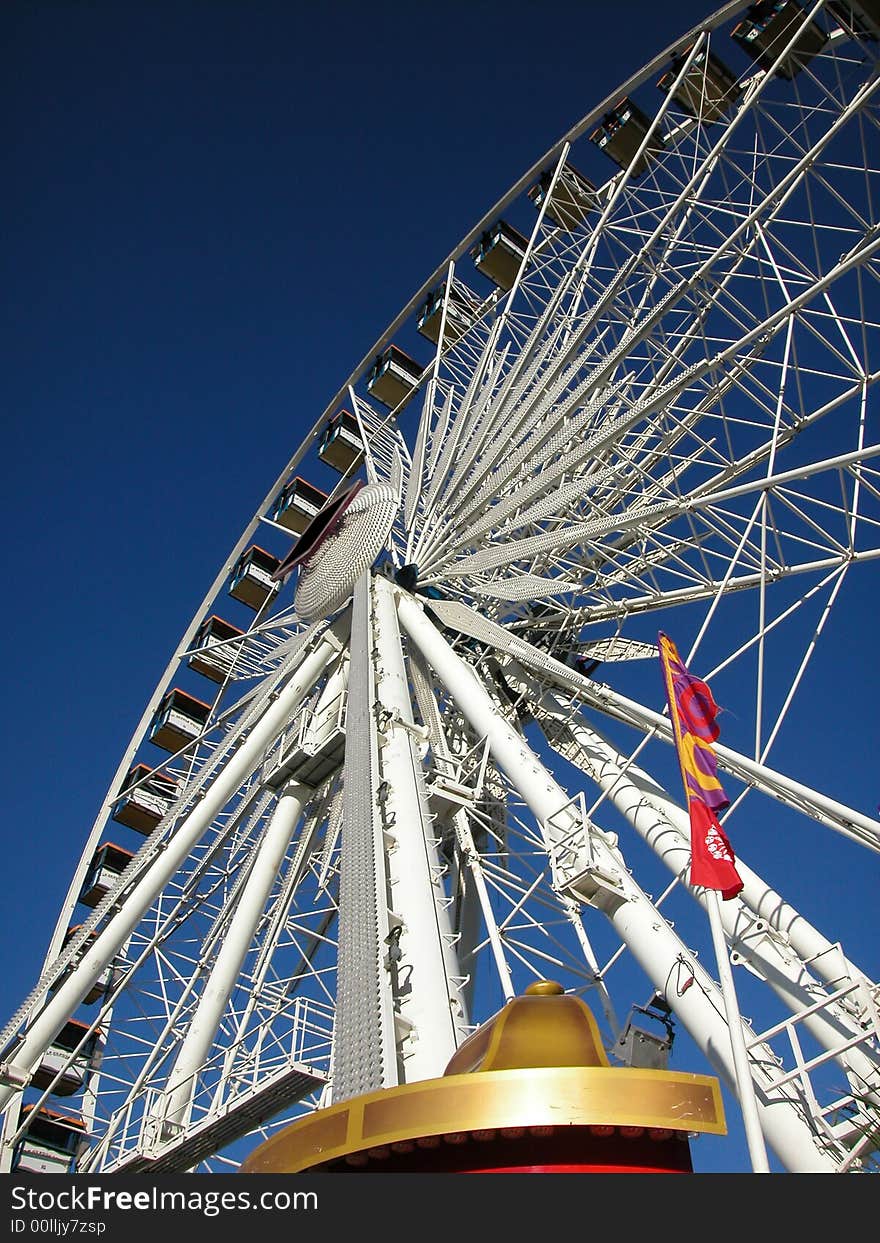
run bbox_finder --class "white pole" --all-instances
[705,889,771,1172]
[372,576,468,1078]
[159,777,309,1133]
[332,574,398,1101]
[0,630,340,1116]
[408,649,516,1005]
[396,589,836,1172]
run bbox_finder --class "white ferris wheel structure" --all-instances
[2,0,880,1175]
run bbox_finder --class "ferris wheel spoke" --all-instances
[424,347,873,583]
[435,436,880,590]
[424,590,880,850]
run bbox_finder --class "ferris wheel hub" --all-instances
[293,482,399,621]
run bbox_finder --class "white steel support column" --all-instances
[539,671,876,984]
[373,575,468,1080]
[407,648,516,1007]
[159,776,310,1135]
[0,628,341,1117]
[527,685,880,1105]
[332,575,397,1102]
[160,654,349,1132]
[396,589,838,1173]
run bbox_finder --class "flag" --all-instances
[657,632,744,901]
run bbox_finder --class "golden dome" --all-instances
[238,981,725,1174]
[443,980,610,1076]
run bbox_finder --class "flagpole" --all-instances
[656,631,770,1172]
[705,887,771,1172]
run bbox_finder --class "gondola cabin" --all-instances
[366,345,423,410]
[31,1019,101,1097]
[318,410,364,474]
[657,46,740,122]
[417,283,476,346]
[51,925,119,1005]
[148,688,211,753]
[112,763,179,834]
[187,615,246,684]
[10,1106,88,1175]
[527,164,597,231]
[590,97,666,177]
[228,545,281,609]
[78,842,135,909]
[271,476,330,534]
[828,0,880,39]
[470,219,528,291]
[732,0,828,79]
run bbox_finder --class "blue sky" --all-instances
[3,0,878,1178]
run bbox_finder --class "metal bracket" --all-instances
[0,1062,30,1090]
[546,793,628,908]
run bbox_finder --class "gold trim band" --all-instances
[240,1064,725,1173]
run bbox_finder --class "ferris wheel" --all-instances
[2,0,880,1176]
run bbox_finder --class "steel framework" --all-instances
[2,0,879,1174]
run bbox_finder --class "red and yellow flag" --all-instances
[658,632,743,901]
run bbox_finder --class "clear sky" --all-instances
[2,0,878,1179]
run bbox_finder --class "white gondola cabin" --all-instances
[527,163,597,231]
[657,46,740,122]
[11,1106,88,1175]
[732,0,828,79]
[417,283,477,346]
[187,615,246,684]
[148,687,211,753]
[228,545,281,609]
[31,1019,101,1097]
[112,762,179,833]
[366,345,423,409]
[318,410,364,474]
[78,842,135,909]
[271,476,330,534]
[470,219,528,291]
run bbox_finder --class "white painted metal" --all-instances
[158,774,310,1135]
[0,629,339,1116]
[407,647,517,1007]
[371,575,469,1079]
[526,686,880,1049]
[396,588,837,1172]
[704,890,771,1173]
[331,573,398,1101]
[3,1,879,1176]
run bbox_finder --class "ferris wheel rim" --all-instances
[4,0,880,1177]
